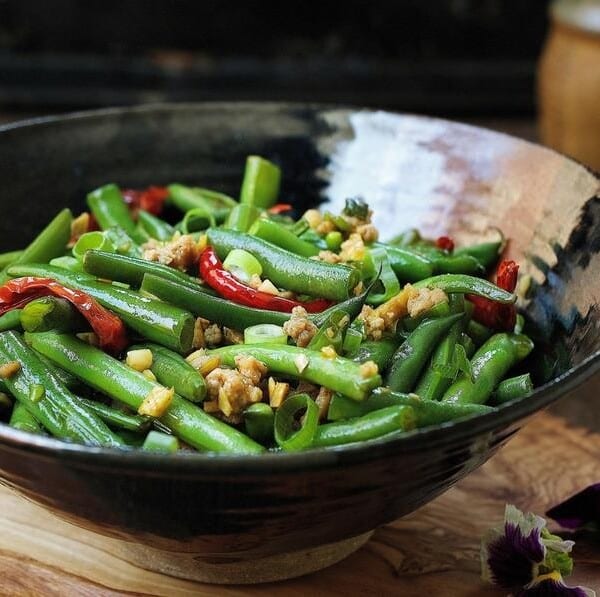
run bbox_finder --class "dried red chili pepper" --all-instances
[122,186,169,216]
[435,236,455,252]
[0,278,128,353]
[199,247,331,313]
[268,203,293,215]
[469,260,519,331]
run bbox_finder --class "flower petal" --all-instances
[547,484,600,531]
[515,572,596,597]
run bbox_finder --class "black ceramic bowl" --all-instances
[0,103,599,584]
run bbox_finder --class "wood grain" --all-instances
[1,410,599,596]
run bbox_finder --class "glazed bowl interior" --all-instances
[0,103,599,559]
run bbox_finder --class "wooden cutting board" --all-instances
[1,407,599,596]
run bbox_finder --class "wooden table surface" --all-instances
[1,391,600,597]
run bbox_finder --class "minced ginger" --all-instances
[142,234,200,271]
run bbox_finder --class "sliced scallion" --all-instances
[142,430,179,453]
[274,393,318,451]
[244,323,287,345]
[72,231,115,261]
[223,249,263,283]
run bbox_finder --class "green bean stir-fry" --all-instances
[0,155,534,454]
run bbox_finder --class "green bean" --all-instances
[432,254,485,276]
[83,250,210,291]
[244,403,275,445]
[460,332,476,358]
[87,184,146,244]
[207,229,360,301]
[27,332,264,454]
[225,204,261,233]
[137,210,175,241]
[455,240,503,270]
[20,297,87,333]
[442,333,534,404]
[211,344,382,401]
[78,397,152,432]
[8,264,195,353]
[0,310,23,332]
[414,295,465,401]
[0,250,24,270]
[141,272,368,331]
[387,228,421,246]
[386,313,463,393]
[313,405,415,447]
[0,209,72,284]
[467,319,494,346]
[328,389,494,424]
[50,256,85,273]
[131,343,206,403]
[491,373,533,405]
[413,274,515,304]
[0,331,124,446]
[376,244,434,282]
[250,218,319,257]
[168,184,237,223]
[37,353,81,390]
[240,155,281,209]
[348,337,400,373]
[274,394,318,451]
[9,402,45,435]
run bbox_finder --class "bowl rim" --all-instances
[1,101,599,473]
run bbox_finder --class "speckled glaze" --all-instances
[0,104,599,568]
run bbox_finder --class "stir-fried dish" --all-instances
[0,156,534,454]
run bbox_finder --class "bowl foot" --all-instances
[109,531,373,584]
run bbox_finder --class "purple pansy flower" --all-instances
[547,484,600,532]
[481,505,595,596]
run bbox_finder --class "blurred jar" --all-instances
[538,0,600,171]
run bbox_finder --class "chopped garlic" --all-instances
[126,349,153,372]
[142,369,157,381]
[0,361,20,379]
[320,345,337,359]
[268,377,290,408]
[138,386,174,418]
[359,360,379,379]
[294,354,309,373]
[257,278,279,295]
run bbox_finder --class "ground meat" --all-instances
[283,306,318,348]
[204,324,223,347]
[339,233,366,262]
[358,305,386,341]
[315,250,342,264]
[234,354,268,385]
[406,287,448,318]
[303,209,322,229]
[205,367,264,418]
[142,234,200,271]
[355,223,379,243]
[315,387,333,420]
[223,327,244,345]
[316,220,336,235]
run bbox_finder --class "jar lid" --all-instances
[551,0,600,34]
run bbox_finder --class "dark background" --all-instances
[0,0,550,128]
